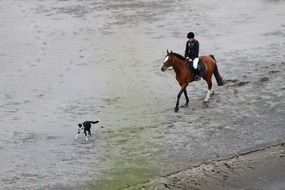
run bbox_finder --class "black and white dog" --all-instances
[75,120,99,141]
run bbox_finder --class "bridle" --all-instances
[161,54,173,71]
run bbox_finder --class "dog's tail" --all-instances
[90,120,99,124]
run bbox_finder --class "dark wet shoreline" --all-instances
[126,141,285,190]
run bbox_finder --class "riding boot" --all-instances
[188,60,192,70]
[194,69,201,81]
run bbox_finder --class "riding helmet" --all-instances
[187,32,195,39]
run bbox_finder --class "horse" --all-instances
[161,50,223,112]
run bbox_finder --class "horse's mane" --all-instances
[172,52,186,61]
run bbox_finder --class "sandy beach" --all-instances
[0,0,284,189]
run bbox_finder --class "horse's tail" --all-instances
[211,55,224,86]
[210,54,216,61]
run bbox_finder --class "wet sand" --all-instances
[0,0,285,189]
[130,142,285,190]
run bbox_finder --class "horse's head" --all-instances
[161,50,174,72]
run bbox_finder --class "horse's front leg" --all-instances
[175,85,187,112]
[184,89,189,105]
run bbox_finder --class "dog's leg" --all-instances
[84,130,88,141]
[85,129,89,137]
[89,130,91,136]
[75,128,80,140]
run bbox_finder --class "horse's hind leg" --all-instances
[204,80,214,102]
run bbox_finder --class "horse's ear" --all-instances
[170,50,173,54]
[167,49,169,54]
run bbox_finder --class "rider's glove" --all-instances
[186,57,192,62]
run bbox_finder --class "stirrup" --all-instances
[194,75,201,81]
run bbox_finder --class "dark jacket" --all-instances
[184,39,199,60]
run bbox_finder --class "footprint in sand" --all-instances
[224,79,250,89]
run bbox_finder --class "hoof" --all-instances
[202,101,209,108]
[174,107,179,112]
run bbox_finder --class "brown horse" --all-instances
[161,50,223,112]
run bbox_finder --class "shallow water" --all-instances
[0,0,285,189]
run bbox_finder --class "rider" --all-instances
[184,32,200,81]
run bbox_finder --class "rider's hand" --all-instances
[186,57,192,62]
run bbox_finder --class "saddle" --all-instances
[188,58,206,77]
